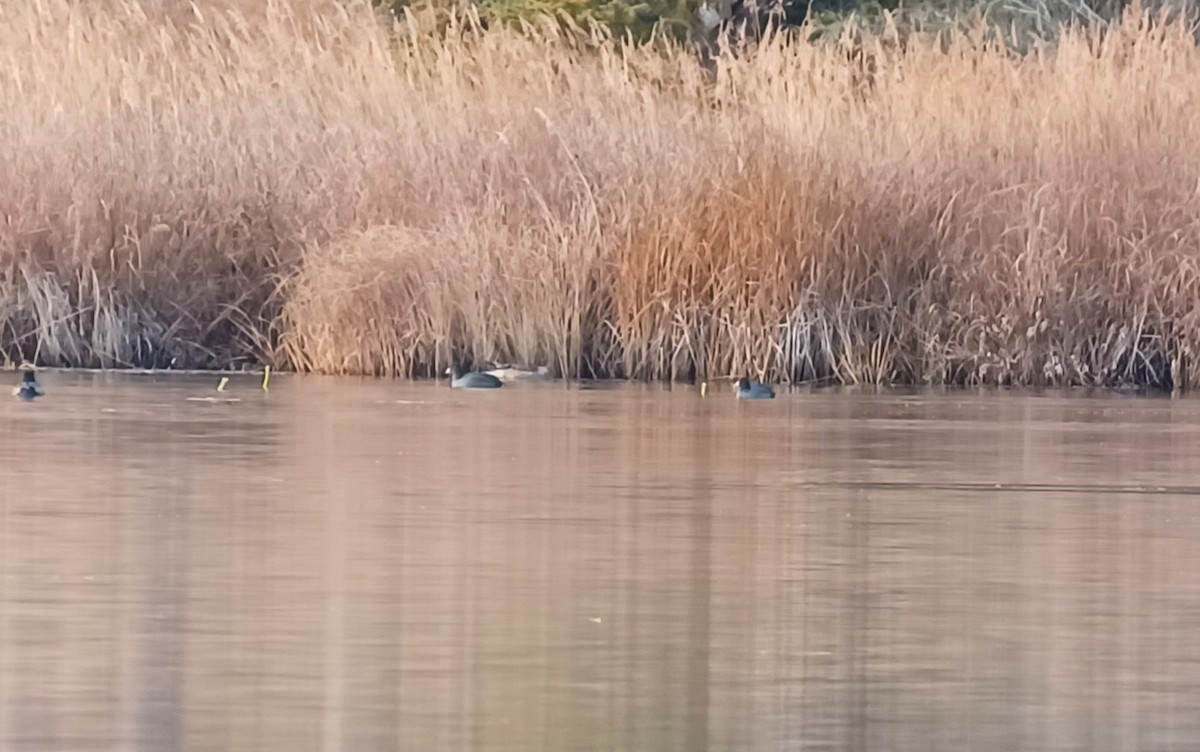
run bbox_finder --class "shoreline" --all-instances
[11,366,1181,397]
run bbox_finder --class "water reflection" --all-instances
[1,374,1199,751]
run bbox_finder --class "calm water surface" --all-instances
[2,373,1199,751]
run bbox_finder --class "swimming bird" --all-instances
[448,366,503,389]
[734,376,774,400]
[12,364,43,400]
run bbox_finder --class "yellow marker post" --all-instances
[217,377,229,392]
[262,366,271,391]
[700,381,708,398]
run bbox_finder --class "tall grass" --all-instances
[4,0,1200,387]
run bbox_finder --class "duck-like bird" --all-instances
[12,364,44,400]
[734,376,775,400]
[448,366,503,389]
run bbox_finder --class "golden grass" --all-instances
[4,0,1200,386]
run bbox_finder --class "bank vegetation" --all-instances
[3,0,1199,387]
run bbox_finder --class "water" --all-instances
[2,372,1200,751]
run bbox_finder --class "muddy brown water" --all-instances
[2,372,1199,751]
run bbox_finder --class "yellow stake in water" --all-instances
[700,381,708,398]
[217,377,229,392]
[262,366,271,391]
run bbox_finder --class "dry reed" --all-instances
[4,0,1200,386]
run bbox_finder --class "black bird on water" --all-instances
[12,364,43,401]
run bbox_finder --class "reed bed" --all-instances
[4,0,1200,386]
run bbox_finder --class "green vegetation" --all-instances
[374,0,706,40]
[4,0,1200,388]
[373,0,1142,45]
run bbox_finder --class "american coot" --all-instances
[734,376,774,400]
[12,364,43,400]
[448,366,503,389]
